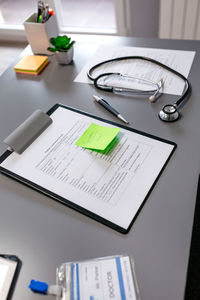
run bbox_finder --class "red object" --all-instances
[49,8,54,16]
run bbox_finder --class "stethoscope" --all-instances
[87,56,192,122]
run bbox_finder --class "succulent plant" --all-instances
[48,35,75,52]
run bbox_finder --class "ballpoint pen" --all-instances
[41,4,50,23]
[37,0,44,23]
[93,95,129,124]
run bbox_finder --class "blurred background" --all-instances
[0,0,199,74]
[0,0,199,41]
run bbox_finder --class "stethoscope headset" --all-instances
[87,56,192,122]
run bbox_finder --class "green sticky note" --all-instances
[75,123,120,150]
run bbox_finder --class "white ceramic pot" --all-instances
[55,47,74,64]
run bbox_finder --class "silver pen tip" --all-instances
[118,114,129,124]
[93,95,100,102]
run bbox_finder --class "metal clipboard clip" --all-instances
[4,110,52,154]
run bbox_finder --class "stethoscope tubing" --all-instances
[87,55,192,108]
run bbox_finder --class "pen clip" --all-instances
[101,98,110,105]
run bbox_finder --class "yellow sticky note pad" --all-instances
[14,55,48,75]
[76,123,120,150]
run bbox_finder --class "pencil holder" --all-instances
[23,13,59,55]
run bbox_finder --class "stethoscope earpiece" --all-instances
[158,104,180,122]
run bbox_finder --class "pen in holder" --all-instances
[23,13,59,55]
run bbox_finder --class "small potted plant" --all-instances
[48,35,75,64]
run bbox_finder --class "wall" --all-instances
[159,0,200,40]
[128,0,160,38]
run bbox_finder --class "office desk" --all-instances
[0,35,199,300]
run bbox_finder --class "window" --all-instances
[0,0,130,39]
[59,0,117,34]
[0,0,35,25]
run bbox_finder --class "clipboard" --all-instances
[0,254,21,300]
[0,103,177,234]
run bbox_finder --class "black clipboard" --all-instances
[0,103,177,234]
[0,254,22,300]
[184,175,200,299]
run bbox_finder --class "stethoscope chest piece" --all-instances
[158,104,180,122]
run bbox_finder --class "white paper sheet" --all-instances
[74,45,195,95]
[0,257,17,300]
[0,106,175,230]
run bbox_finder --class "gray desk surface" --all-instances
[0,35,199,300]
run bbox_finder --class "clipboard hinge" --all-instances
[4,110,52,154]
